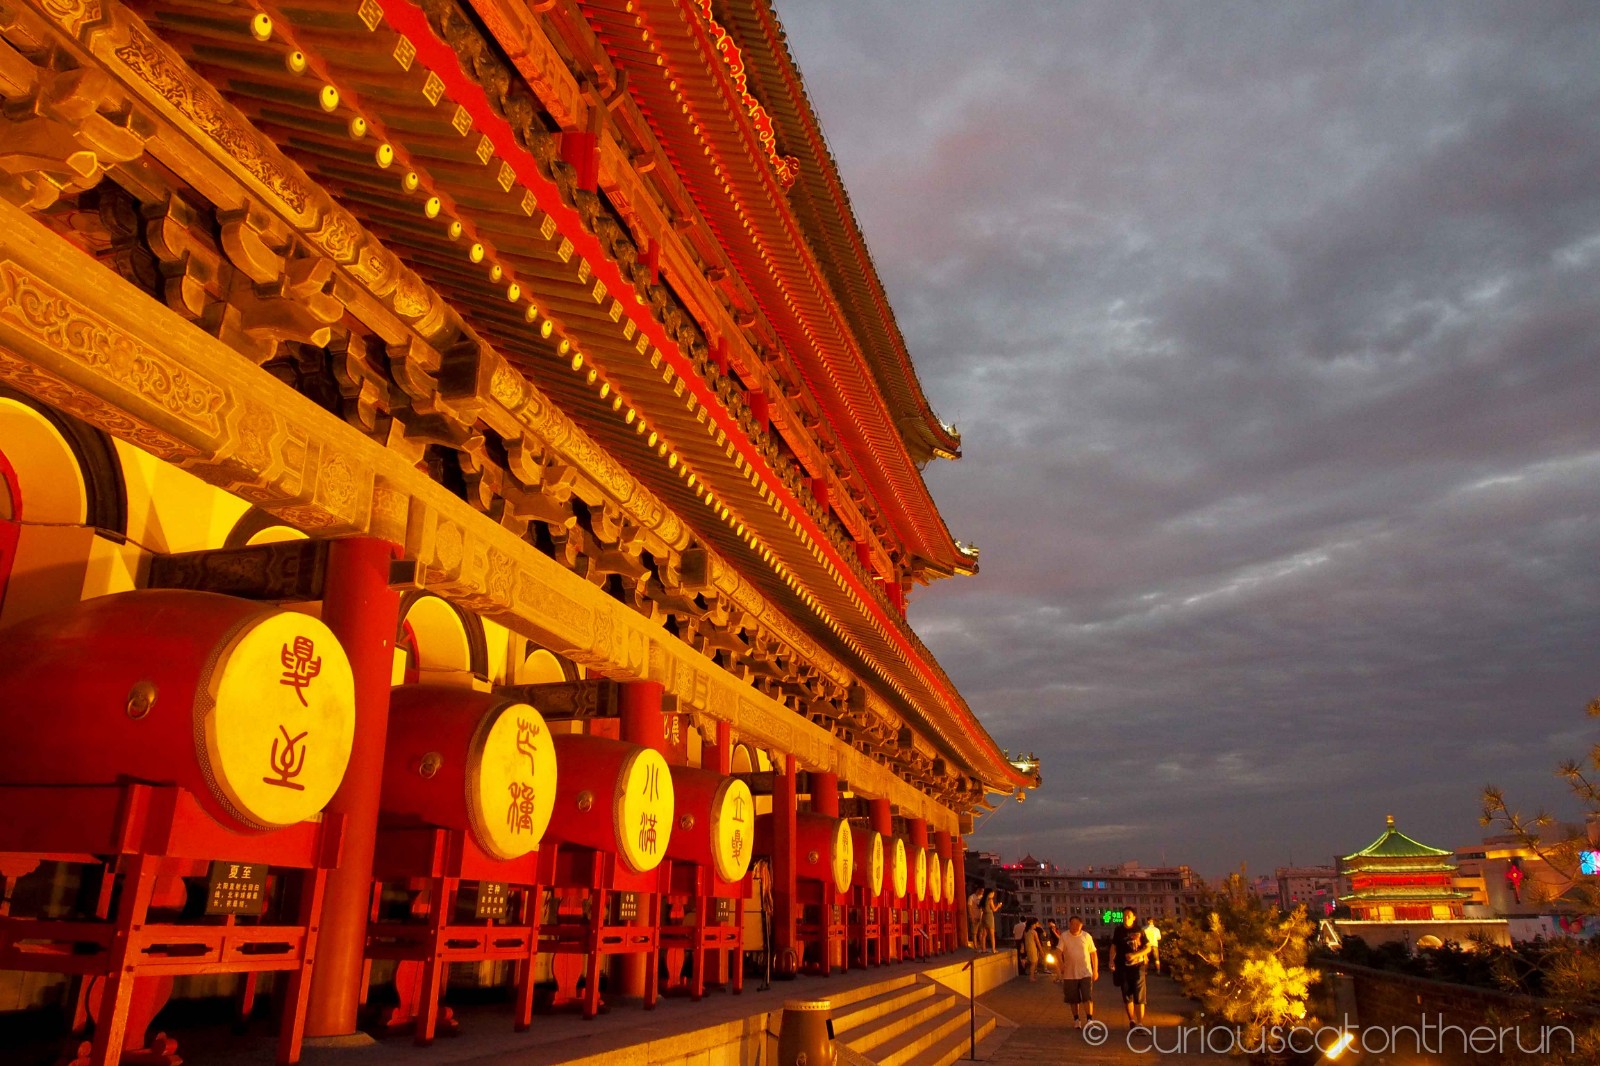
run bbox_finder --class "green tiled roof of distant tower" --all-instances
[1342,815,1452,861]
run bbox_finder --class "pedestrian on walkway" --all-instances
[1022,918,1046,980]
[1045,919,1063,976]
[1054,915,1098,1029]
[968,888,984,949]
[974,888,1000,953]
[1142,917,1162,974]
[1109,908,1150,1026]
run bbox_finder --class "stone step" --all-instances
[869,994,977,1066]
[838,985,953,1055]
[915,1010,1002,1066]
[831,979,939,1036]
[820,969,921,1011]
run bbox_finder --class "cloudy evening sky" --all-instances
[779,1,1600,877]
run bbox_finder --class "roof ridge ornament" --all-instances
[691,0,800,189]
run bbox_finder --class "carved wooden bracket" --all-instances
[0,66,151,211]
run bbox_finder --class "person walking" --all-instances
[1045,919,1063,976]
[1022,918,1044,980]
[1142,917,1163,975]
[1108,908,1150,1026]
[1055,915,1098,1030]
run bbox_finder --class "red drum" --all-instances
[666,764,754,884]
[756,812,854,894]
[0,589,354,831]
[381,686,557,860]
[548,734,674,874]
[851,826,884,896]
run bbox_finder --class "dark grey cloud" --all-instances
[779,0,1600,876]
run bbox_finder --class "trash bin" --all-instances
[776,998,835,1066]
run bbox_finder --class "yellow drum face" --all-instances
[711,776,755,883]
[831,818,854,894]
[913,846,928,901]
[869,832,885,896]
[616,745,675,873]
[931,851,943,903]
[891,837,908,900]
[945,857,956,902]
[468,702,556,860]
[205,610,355,829]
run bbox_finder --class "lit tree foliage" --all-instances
[1169,872,1317,1051]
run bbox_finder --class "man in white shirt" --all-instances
[1055,915,1098,1029]
[1143,918,1163,974]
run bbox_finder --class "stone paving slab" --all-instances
[977,972,1224,1064]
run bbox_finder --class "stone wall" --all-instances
[1316,963,1583,1065]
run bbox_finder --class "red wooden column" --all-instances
[306,538,401,1038]
[868,799,893,962]
[618,680,665,1001]
[771,754,799,975]
[809,772,841,972]
[810,772,839,818]
[953,834,970,949]
[0,449,19,615]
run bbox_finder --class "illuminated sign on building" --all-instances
[1101,909,1125,924]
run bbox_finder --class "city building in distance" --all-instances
[1005,856,1203,938]
[1276,864,1340,918]
[1456,822,1600,939]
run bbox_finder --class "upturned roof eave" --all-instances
[616,0,971,575]
[726,0,962,459]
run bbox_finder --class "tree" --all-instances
[1169,872,1317,1055]
[1481,697,1600,914]
[1480,698,1600,1063]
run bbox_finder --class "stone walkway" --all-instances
[978,972,1222,1064]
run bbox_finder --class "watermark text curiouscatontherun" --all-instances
[1079,1014,1577,1057]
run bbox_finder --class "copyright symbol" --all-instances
[1083,1020,1108,1046]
